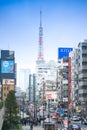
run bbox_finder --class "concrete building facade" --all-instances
[78,40,87,109]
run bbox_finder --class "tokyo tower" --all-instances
[36,10,45,64]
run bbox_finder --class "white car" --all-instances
[71,116,80,121]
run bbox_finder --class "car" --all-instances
[81,118,87,125]
[49,107,55,113]
[68,124,81,130]
[71,116,80,121]
[39,115,46,120]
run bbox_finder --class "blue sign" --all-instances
[56,109,64,115]
[1,60,14,73]
[58,47,73,59]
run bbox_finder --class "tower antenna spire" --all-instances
[36,10,45,64]
[40,10,42,27]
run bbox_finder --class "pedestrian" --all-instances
[30,121,33,130]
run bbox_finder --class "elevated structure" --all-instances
[36,10,45,65]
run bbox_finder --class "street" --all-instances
[22,123,87,130]
[20,104,87,130]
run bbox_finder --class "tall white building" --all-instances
[36,60,58,103]
[17,69,30,91]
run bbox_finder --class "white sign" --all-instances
[2,79,14,85]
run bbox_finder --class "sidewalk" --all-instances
[22,125,44,130]
[0,107,5,130]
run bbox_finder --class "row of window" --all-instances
[82,54,87,58]
[82,62,87,65]
[79,69,87,73]
[80,85,87,89]
[82,46,87,50]
[79,94,87,97]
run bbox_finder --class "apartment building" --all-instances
[78,40,87,110]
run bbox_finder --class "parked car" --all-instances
[68,124,81,130]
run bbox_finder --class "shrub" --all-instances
[0,101,3,109]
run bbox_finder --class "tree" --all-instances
[3,90,20,129]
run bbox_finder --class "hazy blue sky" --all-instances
[0,0,87,72]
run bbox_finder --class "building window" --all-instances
[4,86,6,90]
[82,46,87,50]
[79,93,87,97]
[82,62,87,66]
[82,54,87,58]
[82,69,87,73]
[79,63,80,66]
[80,85,87,89]
[4,93,6,97]
[7,87,9,91]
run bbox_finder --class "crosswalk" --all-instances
[81,127,87,130]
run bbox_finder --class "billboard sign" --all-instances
[58,48,73,59]
[1,60,14,73]
[1,50,14,59]
[46,94,52,99]
[56,109,64,115]
[2,79,14,85]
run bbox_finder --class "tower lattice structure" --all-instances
[37,10,45,64]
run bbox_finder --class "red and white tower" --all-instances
[36,10,45,64]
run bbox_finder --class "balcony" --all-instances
[80,81,87,86]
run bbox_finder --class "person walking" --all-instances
[30,121,33,130]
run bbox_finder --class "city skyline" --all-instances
[0,0,87,72]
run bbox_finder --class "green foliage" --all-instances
[18,124,22,130]
[2,121,22,130]
[0,101,3,109]
[2,120,10,130]
[4,90,20,129]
